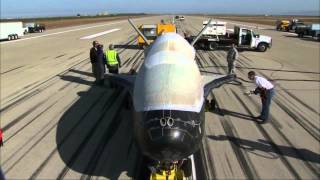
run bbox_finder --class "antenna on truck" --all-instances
[128,19,150,46]
[191,18,213,46]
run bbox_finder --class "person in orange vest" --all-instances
[0,128,3,147]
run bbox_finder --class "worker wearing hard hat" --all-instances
[105,44,121,74]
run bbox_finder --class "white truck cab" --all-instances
[235,26,272,52]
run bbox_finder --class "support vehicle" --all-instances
[137,23,176,46]
[175,15,185,21]
[288,19,305,32]
[295,24,320,40]
[137,24,157,46]
[24,23,46,33]
[190,21,272,52]
[276,20,290,31]
[0,22,25,41]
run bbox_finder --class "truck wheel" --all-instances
[208,42,218,51]
[8,35,12,41]
[257,43,267,52]
[15,34,18,39]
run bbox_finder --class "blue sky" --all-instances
[1,0,319,18]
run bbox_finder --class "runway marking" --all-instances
[0,16,152,45]
[285,32,297,36]
[80,28,120,40]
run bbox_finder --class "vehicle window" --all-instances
[242,29,250,35]
[143,28,156,37]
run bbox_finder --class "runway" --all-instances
[0,15,319,179]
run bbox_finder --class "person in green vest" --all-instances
[106,44,121,74]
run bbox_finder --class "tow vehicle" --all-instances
[189,21,272,52]
[276,20,290,31]
[137,22,176,46]
[295,24,320,40]
[24,23,46,33]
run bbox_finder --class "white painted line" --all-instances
[0,16,153,45]
[80,28,120,40]
[285,32,297,36]
[0,22,123,45]
[191,154,197,180]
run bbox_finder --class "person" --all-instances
[0,128,3,147]
[0,167,5,180]
[105,44,121,74]
[90,41,106,85]
[226,43,238,74]
[247,71,275,123]
[96,44,106,85]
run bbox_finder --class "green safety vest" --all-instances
[106,50,118,65]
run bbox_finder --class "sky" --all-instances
[1,0,319,18]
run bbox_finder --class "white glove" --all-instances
[244,90,255,96]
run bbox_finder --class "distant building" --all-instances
[97,11,109,16]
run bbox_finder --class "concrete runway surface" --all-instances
[0,15,319,179]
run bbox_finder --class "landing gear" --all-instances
[149,160,191,180]
[205,99,217,112]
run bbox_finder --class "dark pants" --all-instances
[0,168,5,180]
[260,88,274,121]
[227,61,235,74]
[92,63,105,85]
[108,65,119,74]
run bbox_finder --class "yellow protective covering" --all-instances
[133,33,204,112]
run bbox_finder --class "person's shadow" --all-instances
[56,73,139,179]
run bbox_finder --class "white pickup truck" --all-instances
[0,22,25,41]
[190,21,272,52]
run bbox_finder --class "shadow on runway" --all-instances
[56,76,139,179]
[283,35,320,43]
[212,108,257,122]
[59,75,93,86]
[207,135,320,164]
[201,66,320,75]
[69,69,94,77]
